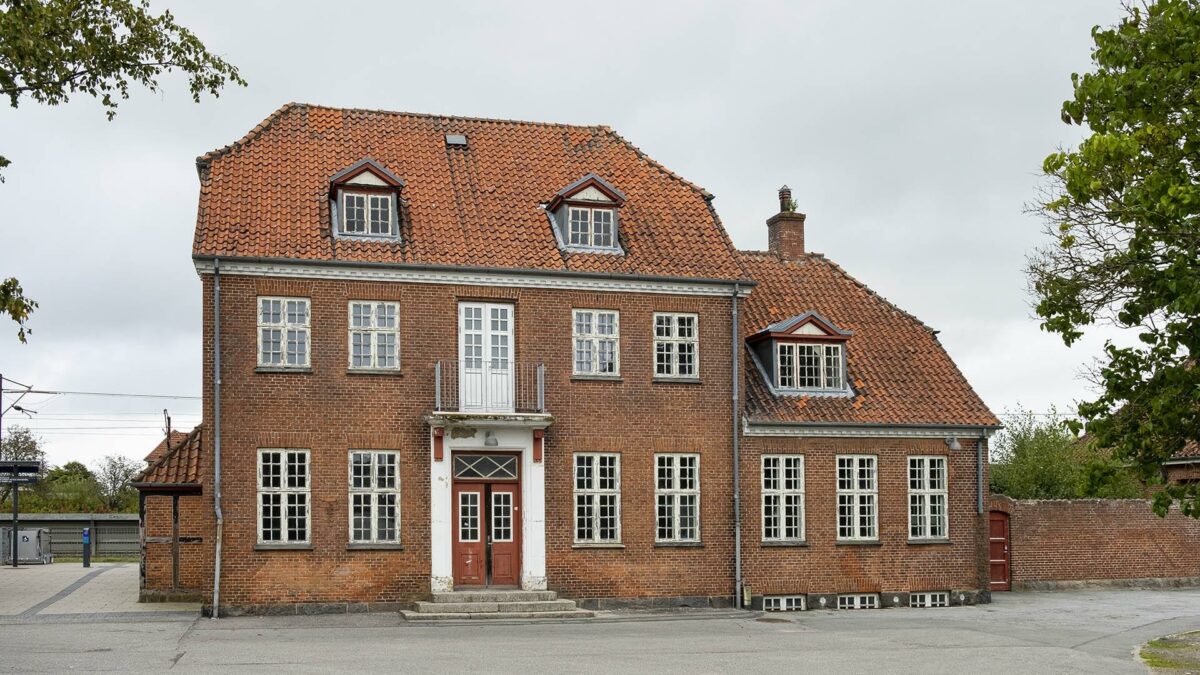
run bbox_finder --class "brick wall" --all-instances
[143,493,212,596]
[199,273,736,606]
[990,496,1200,588]
[741,436,989,597]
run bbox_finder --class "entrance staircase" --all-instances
[400,590,593,621]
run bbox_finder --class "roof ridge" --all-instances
[134,425,201,484]
[303,103,604,131]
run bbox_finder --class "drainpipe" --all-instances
[977,429,986,514]
[731,283,743,608]
[211,258,224,618]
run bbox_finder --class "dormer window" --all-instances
[548,174,626,254]
[748,310,853,396]
[329,158,405,241]
[342,192,392,236]
[568,207,615,249]
[777,343,843,390]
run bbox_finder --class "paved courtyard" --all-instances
[2,564,1198,673]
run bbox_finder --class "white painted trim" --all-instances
[195,259,749,297]
[744,422,999,439]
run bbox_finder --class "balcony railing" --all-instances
[435,360,546,414]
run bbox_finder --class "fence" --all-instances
[434,360,546,413]
[8,513,140,557]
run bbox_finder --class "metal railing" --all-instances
[435,360,546,414]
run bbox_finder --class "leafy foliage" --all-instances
[0,0,246,176]
[990,408,1144,499]
[0,277,36,342]
[93,454,140,510]
[1027,0,1200,517]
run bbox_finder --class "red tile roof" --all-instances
[194,103,747,282]
[739,251,999,427]
[144,431,191,465]
[134,426,203,489]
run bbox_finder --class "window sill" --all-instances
[907,538,951,546]
[254,543,312,551]
[834,540,882,547]
[571,374,623,382]
[572,542,625,549]
[346,368,403,376]
[654,541,703,548]
[652,377,702,385]
[255,367,312,374]
[761,540,809,548]
[346,542,405,550]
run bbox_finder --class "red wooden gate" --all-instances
[989,511,1011,591]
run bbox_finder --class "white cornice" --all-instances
[195,258,753,297]
[743,421,999,439]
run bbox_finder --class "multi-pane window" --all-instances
[909,456,948,540]
[836,455,877,541]
[258,449,310,544]
[348,301,400,370]
[573,309,620,375]
[763,596,806,612]
[349,451,400,544]
[574,454,621,544]
[776,342,844,390]
[837,594,879,610]
[258,297,310,368]
[762,455,805,542]
[341,192,392,236]
[653,313,699,378]
[567,207,616,249]
[909,592,949,608]
[655,454,699,542]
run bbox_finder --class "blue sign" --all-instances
[82,528,90,545]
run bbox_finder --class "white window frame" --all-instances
[257,449,310,545]
[572,309,620,376]
[909,592,949,608]
[762,455,805,542]
[837,594,879,610]
[566,206,617,250]
[653,313,699,379]
[909,456,949,540]
[348,450,401,544]
[257,297,310,369]
[776,342,844,390]
[836,455,878,541]
[654,453,700,543]
[348,301,400,370]
[340,191,395,237]
[762,596,806,612]
[573,453,621,544]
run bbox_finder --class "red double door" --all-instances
[452,453,521,588]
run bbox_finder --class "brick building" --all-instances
[143,103,1001,615]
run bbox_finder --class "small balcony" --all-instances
[434,360,547,416]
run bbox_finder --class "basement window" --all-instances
[909,592,949,608]
[763,596,806,612]
[837,594,879,610]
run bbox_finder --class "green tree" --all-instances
[1027,0,1200,517]
[0,0,246,340]
[0,425,45,505]
[990,408,1144,499]
[45,460,93,483]
[93,454,139,511]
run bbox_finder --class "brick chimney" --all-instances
[767,185,806,259]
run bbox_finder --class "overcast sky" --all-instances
[0,0,1128,467]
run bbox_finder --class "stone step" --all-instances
[430,590,558,603]
[400,609,594,621]
[413,599,577,614]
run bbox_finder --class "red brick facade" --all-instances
[142,493,212,599]
[989,496,1200,589]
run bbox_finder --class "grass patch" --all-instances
[1141,631,1200,673]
